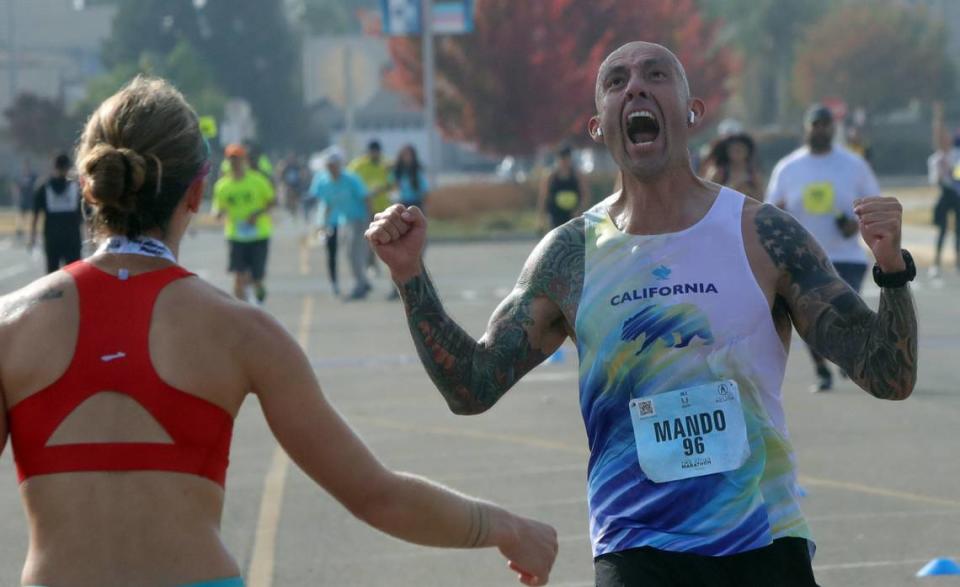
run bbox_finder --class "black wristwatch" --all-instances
[872,249,916,288]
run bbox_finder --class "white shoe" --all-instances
[928,265,942,279]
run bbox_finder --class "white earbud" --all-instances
[688,111,696,124]
[596,128,603,137]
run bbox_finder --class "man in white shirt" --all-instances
[766,105,881,392]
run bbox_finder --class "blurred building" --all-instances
[302,34,496,172]
[0,0,115,114]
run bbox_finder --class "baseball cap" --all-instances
[804,104,833,125]
[322,146,345,166]
[225,144,247,158]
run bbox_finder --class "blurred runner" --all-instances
[386,145,430,300]
[0,75,557,587]
[927,127,960,277]
[538,145,589,231]
[348,140,392,277]
[845,126,873,168]
[29,153,83,274]
[766,104,881,392]
[277,152,308,221]
[213,144,276,303]
[308,148,371,300]
[13,159,38,242]
[704,133,765,201]
[349,140,393,216]
[392,144,429,211]
[369,42,917,587]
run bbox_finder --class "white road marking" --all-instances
[247,295,313,587]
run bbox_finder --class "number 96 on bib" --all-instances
[628,380,751,483]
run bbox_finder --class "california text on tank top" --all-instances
[575,187,811,557]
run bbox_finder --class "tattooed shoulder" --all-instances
[521,217,585,319]
[37,289,64,302]
[754,204,833,287]
[0,287,66,323]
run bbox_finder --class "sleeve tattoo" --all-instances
[398,219,585,414]
[755,205,917,400]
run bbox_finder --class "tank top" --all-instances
[8,261,234,486]
[44,181,80,214]
[575,187,810,557]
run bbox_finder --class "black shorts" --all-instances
[933,187,960,227]
[595,537,819,587]
[228,239,269,281]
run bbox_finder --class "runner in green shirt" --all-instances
[213,143,276,303]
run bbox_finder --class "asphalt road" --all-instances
[0,217,956,586]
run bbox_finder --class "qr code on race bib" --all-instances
[635,399,655,418]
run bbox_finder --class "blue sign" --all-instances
[382,0,422,35]
[381,0,474,36]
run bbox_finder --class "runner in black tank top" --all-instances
[540,145,587,229]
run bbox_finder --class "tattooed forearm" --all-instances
[398,219,585,414]
[756,205,917,400]
[399,271,536,413]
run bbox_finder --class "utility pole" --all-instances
[343,41,356,158]
[421,0,437,187]
[7,0,18,103]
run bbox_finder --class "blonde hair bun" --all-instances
[80,144,147,212]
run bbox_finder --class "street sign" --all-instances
[433,1,474,34]
[382,0,422,35]
[381,0,474,36]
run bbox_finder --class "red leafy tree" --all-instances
[381,0,737,156]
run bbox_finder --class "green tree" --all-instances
[195,0,305,148]
[79,40,228,122]
[89,0,305,149]
[699,0,831,125]
[298,0,379,35]
[100,0,202,68]
[793,4,955,116]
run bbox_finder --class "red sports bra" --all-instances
[8,261,233,486]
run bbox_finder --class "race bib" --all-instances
[801,182,835,215]
[237,221,258,239]
[628,380,750,483]
[554,190,579,211]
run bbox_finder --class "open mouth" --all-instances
[626,110,660,145]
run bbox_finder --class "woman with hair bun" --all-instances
[0,76,557,587]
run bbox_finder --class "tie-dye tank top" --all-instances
[575,187,811,557]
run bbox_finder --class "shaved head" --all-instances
[595,42,690,110]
